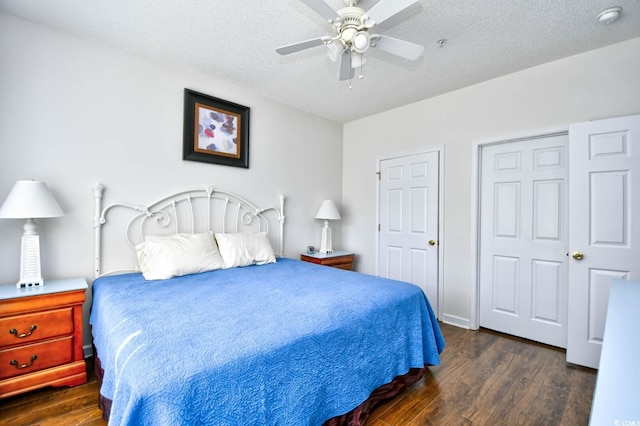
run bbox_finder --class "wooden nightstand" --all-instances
[300,250,355,271]
[0,277,87,399]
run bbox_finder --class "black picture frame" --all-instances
[183,89,249,168]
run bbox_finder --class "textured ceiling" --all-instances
[1,0,639,123]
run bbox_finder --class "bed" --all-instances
[89,184,444,425]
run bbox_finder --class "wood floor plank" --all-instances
[485,344,557,425]
[409,380,476,425]
[0,323,596,425]
[461,352,530,423]
[0,380,100,424]
[559,365,597,426]
[526,348,575,425]
[370,372,441,425]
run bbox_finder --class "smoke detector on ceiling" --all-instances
[597,6,622,24]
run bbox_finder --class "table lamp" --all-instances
[0,180,64,288]
[315,200,341,253]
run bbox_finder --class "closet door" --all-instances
[566,114,640,369]
[479,134,569,348]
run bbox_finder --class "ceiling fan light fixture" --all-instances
[352,31,370,53]
[326,39,343,62]
[597,6,622,24]
[351,52,367,68]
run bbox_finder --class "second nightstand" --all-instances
[300,250,355,271]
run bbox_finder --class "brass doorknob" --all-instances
[572,251,584,260]
[428,240,437,246]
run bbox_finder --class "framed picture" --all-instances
[183,89,249,168]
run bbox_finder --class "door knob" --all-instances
[572,251,584,260]
[428,240,437,246]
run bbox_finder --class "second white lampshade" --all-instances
[315,200,341,253]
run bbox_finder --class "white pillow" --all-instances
[135,232,225,280]
[214,232,276,268]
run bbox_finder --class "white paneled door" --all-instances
[378,151,439,306]
[566,114,640,369]
[479,134,569,348]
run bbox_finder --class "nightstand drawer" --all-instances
[0,308,73,347]
[0,336,73,380]
[316,255,353,268]
[331,262,353,271]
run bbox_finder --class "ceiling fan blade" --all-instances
[365,0,418,25]
[339,51,353,81]
[276,38,325,55]
[372,35,424,61]
[300,0,337,22]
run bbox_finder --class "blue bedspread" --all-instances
[90,258,444,425]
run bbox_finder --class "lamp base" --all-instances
[319,221,333,254]
[17,232,44,288]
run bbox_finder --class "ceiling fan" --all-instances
[276,0,424,81]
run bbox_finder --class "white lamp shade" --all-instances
[0,180,64,219]
[351,53,368,69]
[315,200,341,220]
[326,40,342,62]
[352,31,370,53]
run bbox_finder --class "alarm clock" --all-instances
[307,246,315,254]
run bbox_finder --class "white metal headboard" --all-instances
[93,183,285,278]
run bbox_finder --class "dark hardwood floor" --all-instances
[0,323,596,425]
[368,324,596,425]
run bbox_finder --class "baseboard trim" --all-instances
[83,344,93,359]
[441,314,471,329]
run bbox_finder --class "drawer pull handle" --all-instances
[9,325,37,338]
[10,355,38,369]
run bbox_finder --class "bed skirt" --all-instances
[94,350,425,425]
[322,367,426,426]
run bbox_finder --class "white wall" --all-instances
[342,37,640,327]
[3,13,639,348]
[0,14,343,347]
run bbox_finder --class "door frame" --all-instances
[375,145,445,319]
[469,125,568,330]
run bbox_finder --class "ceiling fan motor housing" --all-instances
[334,6,371,52]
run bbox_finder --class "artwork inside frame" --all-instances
[183,89,250,168]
